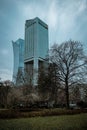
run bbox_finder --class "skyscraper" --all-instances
[12,39,24,84]
[24,17,49,85]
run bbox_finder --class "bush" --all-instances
[20,108,87,118]
[77,101,87,108]
[0,109,20,119]
[0,108,87,119]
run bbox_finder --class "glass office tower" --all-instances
[24,17,49,85]
[12,39,24,84]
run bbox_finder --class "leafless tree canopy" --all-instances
[50,40,87,108]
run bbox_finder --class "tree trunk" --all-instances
[65,78,69,109]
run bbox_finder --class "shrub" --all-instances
[0,108,87,119]
[77,101,87,108]
[0,109,20,119]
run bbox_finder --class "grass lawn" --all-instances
[0,113,87,130]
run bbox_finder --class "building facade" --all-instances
[24,17,49,85]
[12,39,24,84]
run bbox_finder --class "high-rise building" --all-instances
[12,39,24,84]
[24,17,49,85]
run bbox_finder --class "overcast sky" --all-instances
[0,0,87,81]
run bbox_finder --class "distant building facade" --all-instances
[12,39,24,84]
[24,17,49,85]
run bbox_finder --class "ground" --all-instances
[0,113,87,130]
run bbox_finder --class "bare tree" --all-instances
[37,63,60,104]
[81,84,87,102]
[37,67,49,100]
[47,63,60,104]
[69,84,81,104]
[0,80,11,108]
[50,40,86,108]
[16,67,33,87]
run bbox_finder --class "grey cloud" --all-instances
[0,0,87,80]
